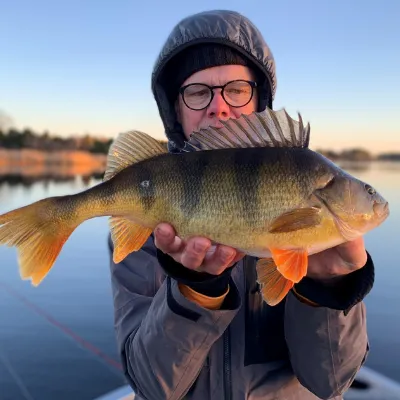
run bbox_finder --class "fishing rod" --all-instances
[0,281,123,375]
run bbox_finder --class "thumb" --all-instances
[336,237,367,269]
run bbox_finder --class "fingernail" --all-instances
[221,248,234,259]
[194,240,209,252]
[156,226,170,237]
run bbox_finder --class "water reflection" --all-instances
[0,158,399,399]
[0,160,105,187]
[1,160,398,187]
[0,171,104,188]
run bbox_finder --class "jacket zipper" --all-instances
[223,327,232,400]
[224,257,254,400]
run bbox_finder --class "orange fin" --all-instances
[268,207,321,233]
[256,258,294,306]
[270,248,308,283]
[109,217,152,263]
[270,249,308,283]
[0,197,82,286]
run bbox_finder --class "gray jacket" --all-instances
[108,10,370,400]
[109,234,369,400]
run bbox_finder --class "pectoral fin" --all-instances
[270,248,308,283]
[256,258,294,306]
[268,207,321,233]
[109,217,152,263]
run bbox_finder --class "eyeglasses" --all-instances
[179,79,257,111]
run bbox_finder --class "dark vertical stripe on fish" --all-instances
[136,164,156,212]
[179,153,209,220]
[233,149,262,226]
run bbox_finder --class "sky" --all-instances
[1,0,399,153]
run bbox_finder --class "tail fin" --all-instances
[0,197,83,286]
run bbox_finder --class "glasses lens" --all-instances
[223,81,253,107]
[183,84,211,110]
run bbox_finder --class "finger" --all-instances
[154,223,183,254]
[202,244,237,275]
[180,237,211,270]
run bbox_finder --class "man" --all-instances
[108,10,374,400]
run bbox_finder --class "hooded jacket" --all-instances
[108,9,374,400]
[151,9,276,152]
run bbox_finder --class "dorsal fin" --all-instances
[184,108,310,152]
[104,130,167,181]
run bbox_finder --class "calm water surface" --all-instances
[0,162,399,400]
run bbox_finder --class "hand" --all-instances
[307,237,368,285]
[154,223,245,275]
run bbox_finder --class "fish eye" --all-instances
[140,180,150,188]
[365,184,376,195]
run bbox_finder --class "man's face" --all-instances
[176,65,258,139]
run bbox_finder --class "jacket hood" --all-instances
[151,10,277,152]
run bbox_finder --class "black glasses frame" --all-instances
[179,79,258,110]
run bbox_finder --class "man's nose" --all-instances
[207,90,230,119]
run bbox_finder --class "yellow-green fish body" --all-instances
[98,147,338,250]
[0,108,389,305]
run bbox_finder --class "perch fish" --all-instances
[0,108,389,305]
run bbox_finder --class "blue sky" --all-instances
[1,0,399,153]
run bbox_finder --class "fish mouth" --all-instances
[373,201,389,220]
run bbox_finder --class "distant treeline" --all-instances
[0,127,397,160]
[0,127,170,154]
[315,148,400,161]
[0,127,114,154]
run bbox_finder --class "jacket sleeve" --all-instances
[284,253,374,399]
[108,234,241,400]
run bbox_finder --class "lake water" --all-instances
[0,161,399,400]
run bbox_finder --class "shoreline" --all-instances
[0,148,398,172]
[0,148,106,178]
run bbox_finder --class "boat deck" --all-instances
[94,366,400,400]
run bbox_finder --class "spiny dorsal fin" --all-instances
[104,130,167,181]
[184,108,310,152]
